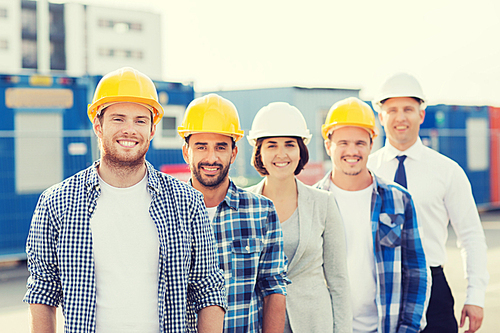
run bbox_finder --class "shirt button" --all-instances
[245,245,250,251]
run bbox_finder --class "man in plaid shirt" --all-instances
[24,68,226,332]
[315,97,429,333]
[178,94,289,333]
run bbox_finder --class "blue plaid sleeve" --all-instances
[256,199,290,298]
[187,193,227,312]
[398,193,428,333]
[24,189,63,307]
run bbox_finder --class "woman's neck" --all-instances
[262,175,298,222]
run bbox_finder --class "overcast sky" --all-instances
[68,0,500,106]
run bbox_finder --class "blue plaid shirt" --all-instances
[315,172,429,333]
[202,180,289,333]
[24,161,226,333]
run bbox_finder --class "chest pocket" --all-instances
[379,213,403,248]
[231,238,263,281]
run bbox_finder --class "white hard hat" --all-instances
[372,73,426,112]
[247,102,312,146]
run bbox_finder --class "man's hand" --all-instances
[460,304,484,333]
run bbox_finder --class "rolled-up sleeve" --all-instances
[256,202,290,298]
[23,191,62,307]
[187,195,227,313]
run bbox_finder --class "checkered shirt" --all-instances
[315,172,429,333]
[204,180,289,333]
[24,160,226,333]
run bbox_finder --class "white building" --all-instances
[0,0,22,71]
[0,0,162,79]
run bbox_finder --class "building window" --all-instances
[21,2,66,70]
[22,7,37,36]
[153,104,186,149]
[129,22,142,31]
[50,41,65,70]
[98,19,113,28]
[22,39,37,69]
[98,19,143,32]
[49,5,65,36]
[98,48,143,59]
[0,8,7,18]
[49,3,65,70]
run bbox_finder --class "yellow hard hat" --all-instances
[322,97,378,140]
[178,93,244,141]
[87,67,164,125]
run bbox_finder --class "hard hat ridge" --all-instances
[321,97,378,140]
[177,93,244,141]
[247,102,312,146]
[372,73,426,112]
[87,67,164,125]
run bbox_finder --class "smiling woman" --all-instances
[246,102,352,333]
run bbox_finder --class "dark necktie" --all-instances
[394,155,407,189]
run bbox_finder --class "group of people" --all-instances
[23,67,488,333]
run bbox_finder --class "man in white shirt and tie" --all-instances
[368,73,489,333]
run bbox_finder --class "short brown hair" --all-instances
[251,137,309,176]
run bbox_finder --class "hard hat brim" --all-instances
[247,133,312,146]
[88,95,164,125]
[178,128,245,142]
[322,123,378,140]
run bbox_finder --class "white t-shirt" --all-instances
[329,181,378,333]
[91,174,160,333]
[206,206,218,222]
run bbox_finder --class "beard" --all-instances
[342,169,362,176]
[339,154,363,176]
[100,138,148,172]
[191,161,230,189]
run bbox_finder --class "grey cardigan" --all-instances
[246,179,352,333]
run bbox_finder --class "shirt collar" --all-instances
[222,179,239,211]
[370,170,382,196]
[187,178,239,211]
[382,137,424,161]
[145,160,160,194]
[326,170,378,194]
[85,160,159,194]
[85,160,100,192]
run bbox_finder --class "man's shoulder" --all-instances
[245,183,260,194]
[312,172,332,190]
[41,165,95,199]
[152,169,202,200]
[367,146,389,169]
[226,183,280,231]
[421,144,461,167]
[297,179,330,200]
[369,146,386,159]
[373,173,412,199]
[233,183,274,206]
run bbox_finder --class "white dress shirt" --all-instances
[368,137,489,307]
